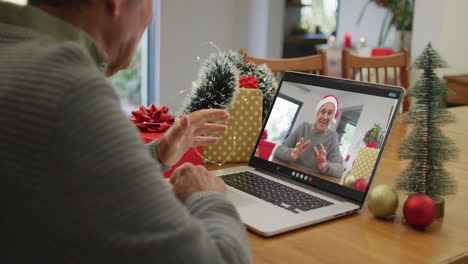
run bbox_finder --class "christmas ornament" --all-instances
[403,193,436,228]
[367,184,399,218]
[354,178,368,192]
[343,174,357,188]
[397,42,458,206]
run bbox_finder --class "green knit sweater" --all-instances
[0,2,251,263]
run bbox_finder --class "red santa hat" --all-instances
[315,95,339,124]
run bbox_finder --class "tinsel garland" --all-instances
[181,50,277,124]
[182,51,240,115]
[238,62,277,122]
[396,42,458,200]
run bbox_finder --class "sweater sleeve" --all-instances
[50,73,252,264]
[146,139,171,172]
[323,131,344,177]
[274,123,306,162]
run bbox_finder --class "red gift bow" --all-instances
[239,75,259,89]
[261,130,268,140]
[366,141,378,148]
[131,104,175,132]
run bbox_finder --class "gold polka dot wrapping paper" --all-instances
[204,88,263,163]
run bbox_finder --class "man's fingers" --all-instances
[313,146,319,157]
[171,162,197,183]
[189,109,230,127]
[168,114,190,139]
[299,137,304,145]
[192,136,219,147]
[303,140,311,148]
[194,123,228,136]
[320,144,327,156]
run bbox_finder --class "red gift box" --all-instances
[139,131,203,178]
[257,140,276,160]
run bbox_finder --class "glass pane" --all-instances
[109,42,143,116]
[339,122,356,157]
[300,0,338,35]
[265,97,300,145]
[4,0,27,5]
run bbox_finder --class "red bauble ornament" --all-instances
[354,178,368,192]
[403,194,436,228]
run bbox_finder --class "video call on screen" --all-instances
[254,81,399,188]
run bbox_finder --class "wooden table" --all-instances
[205,106,468,264]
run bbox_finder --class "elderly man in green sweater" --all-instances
[0,0,252,263]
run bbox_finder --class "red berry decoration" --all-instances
[354,178,368,192]
[403,194,436,228]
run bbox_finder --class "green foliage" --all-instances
[363,123,384,147]
[238,62,277,122]
[396,43,458,200]
[182,51,240,115]
[109,46,142,106]
[357,0,414,47]
[181,50,278,124]
[299,0,338,35]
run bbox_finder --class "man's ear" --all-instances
[105,0,122,17]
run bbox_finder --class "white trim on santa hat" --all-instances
[315,95,339,124]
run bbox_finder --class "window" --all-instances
[335,105,363,158]
[339,122,356,157]
[109,41,144,116]
[264,93,303,145]
[4,0,27,5]
[300,0,339,35]
[16,0,160,115]
[109,0,160,116]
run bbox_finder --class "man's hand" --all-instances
[170,163,226,202]
[290,137,311,161]
[313,144,327,172]
[156,109,229,167]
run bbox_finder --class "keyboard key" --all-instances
[221,171,333,213]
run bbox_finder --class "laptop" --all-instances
[212,71,405,236]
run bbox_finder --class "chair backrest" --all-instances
[239,49,328,81]
[341,48,410,111]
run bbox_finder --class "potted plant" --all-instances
[358,0,414,50]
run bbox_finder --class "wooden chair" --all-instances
[239,49,328,81]
[341,48,410,111]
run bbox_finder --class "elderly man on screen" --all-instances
[0,0,252,263]
[274,95,344,177]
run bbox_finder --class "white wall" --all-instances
[336,0,397,49]
[159,0,284,113]
[159,0,236,113]
[440,0,468,75]
[410,0,468,83]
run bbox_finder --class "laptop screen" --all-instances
[250,72,404,204]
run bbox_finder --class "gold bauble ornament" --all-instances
[344,174,357,188]
[367,184,399,218]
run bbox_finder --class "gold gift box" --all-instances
[204,88,263,163]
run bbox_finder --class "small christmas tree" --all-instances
[396,42,458,201]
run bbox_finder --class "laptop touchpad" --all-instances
[227,189,258,207]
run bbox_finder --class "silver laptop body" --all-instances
[213,72,405,237]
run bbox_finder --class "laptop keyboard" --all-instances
[221,171,334,214]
